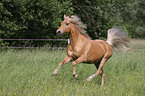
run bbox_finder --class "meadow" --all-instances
[0,39,145,96]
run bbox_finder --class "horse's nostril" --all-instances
[56,30,62,36]
[57,31,61,33]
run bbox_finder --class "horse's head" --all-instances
[56,14,72,36]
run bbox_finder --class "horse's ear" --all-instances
[69,14,71,18]
[64,14,66,19]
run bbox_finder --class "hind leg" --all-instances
[86,69,105,86]
[94,58,107,77]
[95,62,105,86]
[100,69,105,86]
[86,58,107,85]
[86,61,100,81]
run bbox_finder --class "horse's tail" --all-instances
[106,27,130,53]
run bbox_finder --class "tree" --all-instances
[0,0,73,47]
[0,0,144,47]
[72,0,110,39]
[72,0,145,39]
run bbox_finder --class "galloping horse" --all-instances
[53,15,130,86]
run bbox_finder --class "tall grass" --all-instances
[0,40,145,96]
[130,39,145,49]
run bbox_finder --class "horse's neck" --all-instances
[69,27,87,47]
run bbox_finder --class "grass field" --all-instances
[0,39,145,96]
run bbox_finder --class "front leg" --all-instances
[72,56,85,78]
[53,55,73,75]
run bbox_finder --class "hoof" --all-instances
[52,74,57,76]
[86,78,91,82]
[73,74,79,79]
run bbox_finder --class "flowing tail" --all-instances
[107,27,130,53]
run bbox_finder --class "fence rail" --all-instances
[1,39,68,41]
[0,39,69,49]
[1,39,145,50]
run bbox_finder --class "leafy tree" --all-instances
[120,0,145,38]
[72,0,145,39]
[0,0,144,47]
[72,0,110,39]
[0,0,73,47]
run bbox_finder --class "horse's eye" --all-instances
[66,23,69,26]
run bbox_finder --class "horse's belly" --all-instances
[84,58,102,64]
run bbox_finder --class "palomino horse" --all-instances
[53,15,130,86]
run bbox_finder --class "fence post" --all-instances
[68,39,70,44]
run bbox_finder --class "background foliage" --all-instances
[0,0,144,46]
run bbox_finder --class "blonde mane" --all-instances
[65,15,91,39]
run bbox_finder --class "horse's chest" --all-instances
[67,43,85,59]
[67,49,79,59]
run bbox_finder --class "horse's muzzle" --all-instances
[56,30,63,36]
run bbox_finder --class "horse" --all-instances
[52,14,130,86]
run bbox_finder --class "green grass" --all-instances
[0,40,145,96]
[130,39,145,49]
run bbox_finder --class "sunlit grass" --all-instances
[0,39,145,96]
